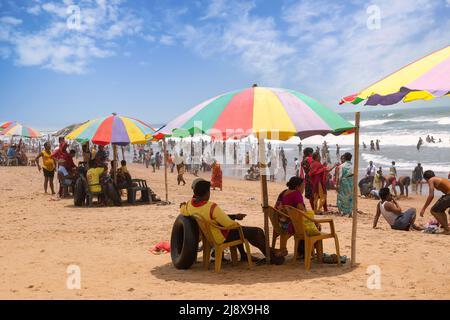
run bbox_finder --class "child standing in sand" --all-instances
[35,142,56,195]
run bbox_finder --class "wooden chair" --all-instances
[192,214,253,272]
[268,206,292,252]
[285,206,341,271]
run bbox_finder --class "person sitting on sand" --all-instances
[420,170,450,234]
[373,188,422,231]
[398,176,411,198]
[180,180,285,265]
[35,142,56,194]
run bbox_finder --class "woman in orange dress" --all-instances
[211,160,223,191]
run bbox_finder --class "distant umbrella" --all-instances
[0,123,42,138]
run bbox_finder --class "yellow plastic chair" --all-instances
[192,214,253,272]
[285,206,341,270]
[268,206,292,252]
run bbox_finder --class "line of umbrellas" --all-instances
[1,45,448,266]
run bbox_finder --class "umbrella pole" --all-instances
[163,137,169,203]
[258,137,271,265]
[113,144,118,185]
[351,112,360,267]
[121,146,125,161]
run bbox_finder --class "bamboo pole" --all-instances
[163,137,169,203]
[351,112,360,267]
[258,137,271,265]
[113,144,118,184]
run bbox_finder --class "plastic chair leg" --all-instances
[305,240,313,271]
[214,248,223,272]
[244,240,252,269]
[293,239,299,263]
[230,246,238,266]
[334,235,341,266]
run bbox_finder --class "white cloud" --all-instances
[280,0,450,107]
[160,34,175,46]
[1,0,143,74]
[27,5,42,15]
[0,16,23,25]
[176,1,295,85]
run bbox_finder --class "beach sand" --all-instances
[0,163,449,300]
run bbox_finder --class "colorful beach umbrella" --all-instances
[66,114,156,146]
[340,45,450,106]
[161,86,355,140]
[0,123,42,138]
[0,121,15,132]
[162,85,356,265]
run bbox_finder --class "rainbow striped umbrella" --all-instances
[340,45,450,106]
[161,86,355,140]
[66,114,156,146]
[0,123,42,138]
[0,121,15,132]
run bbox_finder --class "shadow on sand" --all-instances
[150,258,359,285]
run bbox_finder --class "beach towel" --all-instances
[149,241,171,255]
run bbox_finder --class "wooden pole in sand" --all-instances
[351,112,360,267]
[113,144,118,184]
[258,137,271,265]
[163,137,169,203]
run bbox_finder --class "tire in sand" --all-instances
[74,177,87,207]
[171,215,199,270]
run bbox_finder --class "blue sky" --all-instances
[0,0,449,130]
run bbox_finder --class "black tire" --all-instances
[105,182,121,206]
[170,215,199,270]
[74,177,86,207]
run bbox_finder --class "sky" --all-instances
[0,0,449,130]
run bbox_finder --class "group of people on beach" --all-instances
[34,137,140,205]
[0,139,29,166]
[356,159,450,234]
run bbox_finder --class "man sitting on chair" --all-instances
[87,160,108,204]
[180,180,284,264]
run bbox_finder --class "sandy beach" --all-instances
[1,163,449,300]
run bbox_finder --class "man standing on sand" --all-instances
[420,170,450,234]
[412,163,424,194]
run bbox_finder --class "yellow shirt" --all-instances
[180,200,237,244]
[41,150,55,171]
[86,167,105,193]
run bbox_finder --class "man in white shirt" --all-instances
[366,161,376,185]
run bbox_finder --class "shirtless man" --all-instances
[420,170,450,234]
